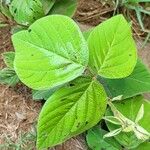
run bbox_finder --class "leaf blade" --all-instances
[88,14,137,79]
[12,15,88,90]
[37,77,107,148]
[9,0,44,25]
[100,59,150,99]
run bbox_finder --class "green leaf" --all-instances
[133,142,150,150]
[0,68,19,86]
[49,0,77,17]
[0,1,13,19]
[2,51,15,69]
[9,0,44,25]
[86,126,121,150]
[105,96,150,149]
[41,0,56,15]
[12,15,88,90]
[100,59,150,99]
[32,86,60,100]
[37,77,107,149]
[88,14,137,79]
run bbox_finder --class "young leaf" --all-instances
[135,104,144,123]
[105,96,150,149]
[103,128,122,138]
[2,51,15,69]
[100,59,150,99]
[12,15,88,90]
[0,68,19,86]
[88,14,137,79]
[49,0,77,17]
[37,77,107,149]
[41,0,56,15]
[86,126,121,150]
[9,0,44,25]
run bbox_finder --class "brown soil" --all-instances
[0,0,150,150]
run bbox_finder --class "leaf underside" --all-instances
[37,77,107,149]
[12,15,88,90]
[88,14,137,79]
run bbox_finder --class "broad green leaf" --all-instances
[49,0,77,17]
[0,68,19,86]
[100,59,150,99]
[86,126,121,150]
[12,15,88,90]
[37,77,107,149]
[41,0,56,15]
[9,0,44,25]
[105,96,150,149]
[2,51,15,69]
[88,14,137,79]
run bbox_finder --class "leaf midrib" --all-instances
[15,37,85,68]
[38,80,94,142]
[99,17,122,71]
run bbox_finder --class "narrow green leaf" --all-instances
[103,128,122,138]
[105,96,150,149]
[2,51,15,69]
[49,0,77,17]
[100,59,150,99]
[86,126,121,150]
[135,104,144,123]
[9,0,44,25]
[12,15,88,90]
[37,77,107,149]
[88,14,137,79]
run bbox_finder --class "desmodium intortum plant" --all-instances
[11,14,150,149]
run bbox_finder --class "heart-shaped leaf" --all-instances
[37,77,107,149]
[12,15,88,90]
[88,15,137,79]
[105,96,150,149]
[100,59,150,99]
[9,0,44,25]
